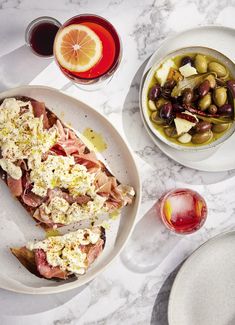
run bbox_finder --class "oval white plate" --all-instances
[168,231,235,325]
[0,85,141,294]
[140,26,235,171]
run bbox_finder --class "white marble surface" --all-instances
[1,0,235,324]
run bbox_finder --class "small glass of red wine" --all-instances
[159,188,207,234]
[25,16,61,58]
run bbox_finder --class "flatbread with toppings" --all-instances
[11,227,105,279]
[0,96,135,228]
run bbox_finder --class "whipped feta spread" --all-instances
[27,228,102,275]
[30,155,96,197]
[0,98,58,178]
[41,194,107,224]
[30,154,108,224]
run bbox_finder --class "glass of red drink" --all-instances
[25,16,61,58]
[159,188,207,234]
[53,14,122,88]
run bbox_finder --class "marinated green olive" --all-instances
[213,87,227,107]
[212,123,230,133]
[208,62,227,77]
[194,54,207,73]
[191,130,213,144]
[208,104,218,114]
[199,93,211,111]
[205,74,216,88]
[164,127,178,138]
[155,98,169,109]
[151,112,166,125]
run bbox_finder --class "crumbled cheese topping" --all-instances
[0,159,22,180]
[27,228,102,275]
[0,98,58,178]
[40,194,107,224]
[65,195,107,224]
[30,155,97,198]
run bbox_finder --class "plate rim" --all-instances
[167,229,235,325]
[139,25,235,172]
[0,85,142,294]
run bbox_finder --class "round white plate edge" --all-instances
[0,85,142,294]
[167,230,235,325]
[139,25,235,172]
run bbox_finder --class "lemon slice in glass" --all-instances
[54,24,103,72]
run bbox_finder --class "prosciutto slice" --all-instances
[33,207,62,228]
[35,249,68,279]
[51,139,86,156]
[22,191,44,208]
[83,239,104,265]
[7,175,23,197]
[47,188,91,205]
[31,101,49,129]
[73,152,101,171]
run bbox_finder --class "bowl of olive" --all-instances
[141,46,235,151]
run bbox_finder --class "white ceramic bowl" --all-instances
[141,46,235,152]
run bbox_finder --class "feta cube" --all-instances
[179,63,197,77]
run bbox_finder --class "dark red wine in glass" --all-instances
[25,16,61,57]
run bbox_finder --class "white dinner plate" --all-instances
[0,85,141,294]
[140,26,235,171]
[168,231,235,325]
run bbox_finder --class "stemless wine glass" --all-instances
[53,14,122,90]
[121,188,207,273]
[25,16,61,58]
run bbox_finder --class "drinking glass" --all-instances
[121,188,207,272]
[25,16,61,58]
[53,14,122,90]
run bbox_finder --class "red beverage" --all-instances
[54,14,122,85]
[29,23,59,56]
[25,17,61,57]
[159,189,207,234]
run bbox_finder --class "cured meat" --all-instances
[35,249,68,279]
[7,175,23,197]
[31,101,50,129]
[47,188,91,205]
[85,239,104,265]
[73,152,102,170]
[21,191,44,208]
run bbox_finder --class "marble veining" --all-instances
[1,0,235,324]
